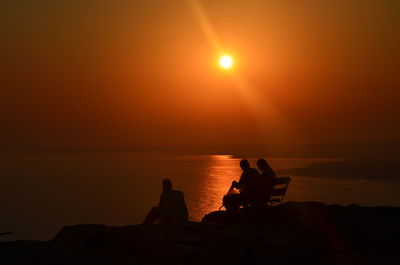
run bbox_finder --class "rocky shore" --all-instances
[1,201,400,265]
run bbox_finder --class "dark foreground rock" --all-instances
[1,202,400,265]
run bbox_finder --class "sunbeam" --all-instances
[189,0,294,142]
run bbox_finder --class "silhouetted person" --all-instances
[143,178,188,225]
[224,159,261,209]
[257,158,277,200]
[257,158,276,178]
[233,159,261,194]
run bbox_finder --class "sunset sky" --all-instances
[1,0,399,152]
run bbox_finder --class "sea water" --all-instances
[1,153,400,240]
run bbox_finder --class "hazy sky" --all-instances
[1,0,399,151]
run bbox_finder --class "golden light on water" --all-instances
[219,55,233,69]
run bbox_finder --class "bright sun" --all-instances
[219,55,233,69]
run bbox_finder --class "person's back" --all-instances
[257,158,277,200]
[143,178,188,225]
[159,188,188,224]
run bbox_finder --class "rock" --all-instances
[52,224,110,248]
[2,202,400,265]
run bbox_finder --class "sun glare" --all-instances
[219,55,233,69]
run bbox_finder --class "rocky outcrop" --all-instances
[2,202,400,265]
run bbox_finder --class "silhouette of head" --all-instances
[257,158,268,171]
[162,178,173,191]
[240,159,250,171]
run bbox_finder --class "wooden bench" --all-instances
[269,176,292,205]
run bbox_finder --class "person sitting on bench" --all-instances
[223,159,261,210]
[257,158,277,201]
[234,159,261,204]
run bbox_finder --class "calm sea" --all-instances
[1,153,400,241]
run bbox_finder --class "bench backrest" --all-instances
[269,177,291,204]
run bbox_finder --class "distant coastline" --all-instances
[1,141,399,159]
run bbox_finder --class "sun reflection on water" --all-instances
[190,155,242,221]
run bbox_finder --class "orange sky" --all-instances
[1,0,399,151]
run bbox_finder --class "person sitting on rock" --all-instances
[257,158,277,201]
[143,178,188,225]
